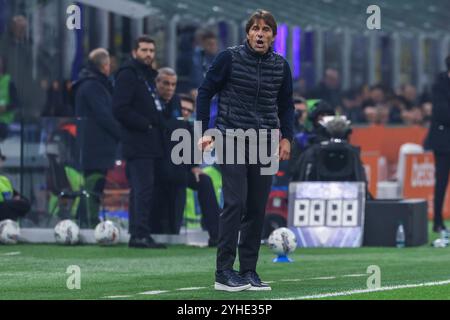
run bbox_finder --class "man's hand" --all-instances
[197,136,214,152]
[279,139,291,161]
[191,167,204,183]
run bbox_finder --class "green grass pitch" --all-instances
[0,226,449,300]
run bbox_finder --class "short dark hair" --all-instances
[446,55,450,72]
[134,35,155,51]
[245,9,277,36]
[293,96,306,104]
[179,93,195,105]
[201,30,217,42]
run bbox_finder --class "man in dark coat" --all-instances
[197,10,294,292]
[73,48,121,228]
[152,68,220,244]
[427,55,450,233]
[113,35,165,249]
[150,67,186,235]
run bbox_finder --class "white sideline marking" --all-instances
[103,295,133,299]
[341,274,367,278]
[310,276,336,280]
[138,290,168,295]
[1,251,21,256]
[176,287,206,291]
[280,279,302,282]
[275,279,450,300]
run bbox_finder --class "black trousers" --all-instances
[433,152,450,227]
[151,176,185,235]
[126,158,155,238]
[149,169,220,237]
[217,162,273,272]
[76,169,106,228]
[0,200,30,221]
[187,171,220,239]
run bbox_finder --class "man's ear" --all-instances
[271,35,276,46]
[131,50,136,59]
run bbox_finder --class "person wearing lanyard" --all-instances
[113,35,166,249]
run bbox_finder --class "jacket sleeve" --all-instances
[432,77,450,126]
[85,81,121,141]
[113,69,153,132]
[277,61,295,142]
[190,49,205,90]
[196,50,232,134]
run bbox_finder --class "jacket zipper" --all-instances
[254,58,262,129]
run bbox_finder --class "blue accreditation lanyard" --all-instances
[143,80,164,112]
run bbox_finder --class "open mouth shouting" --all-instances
[256,39,265,49]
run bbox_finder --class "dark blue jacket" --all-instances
[73,64,121,170]
[427,72,450,153]
[113,59,164,159]
[197,41,294,141]
[190,46,216,89]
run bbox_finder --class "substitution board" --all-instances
[288,182,366,248]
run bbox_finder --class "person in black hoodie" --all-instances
[427,55,450,233]
[113,35,166,249]
[73,48,121,228]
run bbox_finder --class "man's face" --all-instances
[156,74,177,102]
[324,69,340,90]
[181,99,195,121]
[203,38,218,56]
[370,88,385,104]
[101,57,111,77]
[133,42,156,67]
[11,16,27,41]
[294,102,307,124]
[403,85,417,102]
[247,19,275,55]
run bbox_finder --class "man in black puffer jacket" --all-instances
[113,36,165,249]
[426,55,450,233]
[197,10,294,292]
[73,48,121,228]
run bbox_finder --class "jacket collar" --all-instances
[131,58,158,79]
[73,63,112,93]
